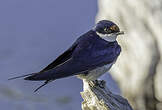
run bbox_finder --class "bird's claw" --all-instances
[89,80,106,88]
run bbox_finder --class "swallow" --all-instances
[9,20,124,92]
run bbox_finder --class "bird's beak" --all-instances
[116,31,124,35]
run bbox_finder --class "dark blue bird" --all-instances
[9,20,124,92]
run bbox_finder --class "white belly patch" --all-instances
[77,63,114,81]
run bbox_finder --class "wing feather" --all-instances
[40,43,78,72]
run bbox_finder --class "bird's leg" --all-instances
[89,80,106,88]
[98,80,106,88]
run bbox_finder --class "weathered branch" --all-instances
[81,80,133,110]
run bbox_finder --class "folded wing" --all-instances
[25,39,121,81]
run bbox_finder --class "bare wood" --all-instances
[81,80,133,110]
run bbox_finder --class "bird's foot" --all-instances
[89,80,106,88]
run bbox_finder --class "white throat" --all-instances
[96,32,117,42]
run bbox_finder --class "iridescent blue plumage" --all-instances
[25,30,121,80]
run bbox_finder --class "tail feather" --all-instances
[24,72,49,81]
[9,72,54,92]
[34,80,53,92]
[8,73,36,80]
[24,73,40,80]
[9,71,52,81]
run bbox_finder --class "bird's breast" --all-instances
[77,62,114,81]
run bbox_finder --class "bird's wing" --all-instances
[25,40,121,81]
[8,42,78,92]
[8,42,78,79]
[40,43,78,72]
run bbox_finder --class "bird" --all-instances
[9,20,124,92]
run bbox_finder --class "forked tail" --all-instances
[8,73,54,92]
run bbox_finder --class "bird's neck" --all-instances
[96,32,117,42]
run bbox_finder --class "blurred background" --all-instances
[1,0,162,110]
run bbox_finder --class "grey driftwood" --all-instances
[80,80,133,110]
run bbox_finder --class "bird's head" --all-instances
[93,20,124,42]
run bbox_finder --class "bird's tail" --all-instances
[8,73,54,92]
[8,72,46,81]
[8,73,37,80]
[34,80,52,92]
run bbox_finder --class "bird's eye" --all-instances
[109,25,119,32]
